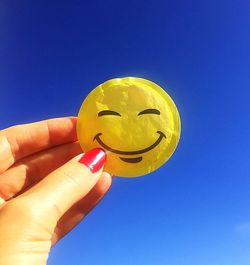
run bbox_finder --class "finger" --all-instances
[52,172,112,245]
[0,117,77,174]
[17,148,106,228]
[0,142,82,201]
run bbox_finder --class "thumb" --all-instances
[21,148,106,223]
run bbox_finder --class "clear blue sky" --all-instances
[1,1,250,264]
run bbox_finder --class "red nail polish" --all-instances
[79,148,106,173]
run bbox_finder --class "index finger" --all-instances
[0,117,78,174]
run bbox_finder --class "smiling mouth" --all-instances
[93,131,166,163]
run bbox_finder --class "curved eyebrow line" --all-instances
[98,110,121,117]
[138,108,161,116]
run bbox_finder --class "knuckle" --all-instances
[55,166,83,190]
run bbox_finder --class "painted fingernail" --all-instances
[79,148,106,173]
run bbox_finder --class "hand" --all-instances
[0,117,112,265]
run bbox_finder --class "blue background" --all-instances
[1,1,250,264]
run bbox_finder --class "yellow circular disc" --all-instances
[77,77,181,177]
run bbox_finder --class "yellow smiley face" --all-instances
[77,77,181,177]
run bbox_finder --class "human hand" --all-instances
[0,117,112,265]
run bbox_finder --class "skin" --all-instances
[0,117,112,265]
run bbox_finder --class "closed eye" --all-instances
[98,110,121,117]
[138,108,160,116]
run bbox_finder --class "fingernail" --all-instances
[79,148,106,173]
